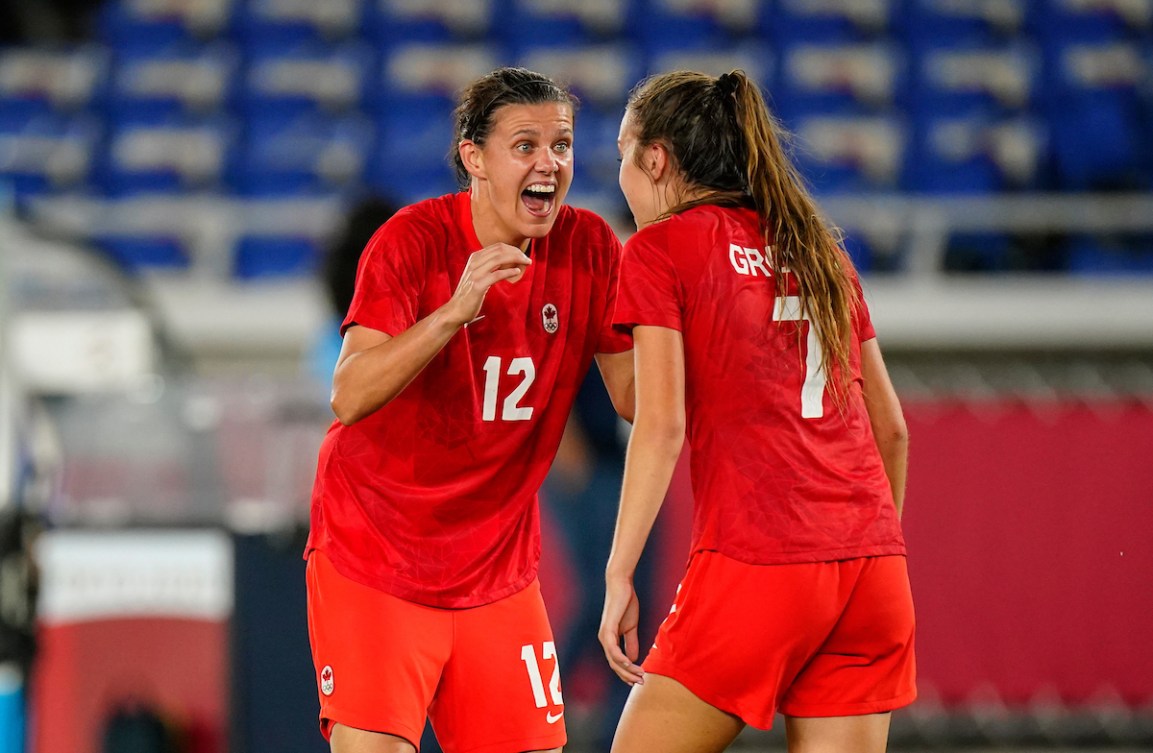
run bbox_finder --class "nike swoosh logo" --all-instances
[546,710,563,724]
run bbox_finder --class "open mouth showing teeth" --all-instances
[522,183,556,215]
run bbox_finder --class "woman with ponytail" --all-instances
[599,70,914,753]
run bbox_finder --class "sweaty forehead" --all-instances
[489,102,574,136]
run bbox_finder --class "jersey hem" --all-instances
[306,544,539,609]
[696,544,907,567]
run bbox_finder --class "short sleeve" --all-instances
[614,224,683,332]
[342,211,426,337]
[851,271,876,342]
[597,228,635,353]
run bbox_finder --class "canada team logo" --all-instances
[542,303,559,334]
[320,665,335,696]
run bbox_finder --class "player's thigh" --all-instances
[785,713,892,753]
[307,551,451,746]
[611,673,744,753]
[432,580,568,753]
[329,724,416,753]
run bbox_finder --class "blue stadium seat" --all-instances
[515,43,642,110]
[374,42,501,114]
[0,45,109,120]
[0,113,101,199]
[240,41,375,120]
[501,0,630,51]
[1043,41,1152,190]
[1036,0,1153,43]
[632,0,760,55]
[365,0,496,45]
[908,42,1041,118]
[107,41,239,120]
[765,0,900,43]
[790,114,906,194]
[645,41,776,91]
[1066,234,1153,275]
[232,235,321,278]
[94,235,190,271]
[233,0,366,45]
[775,41,905,120]
[98,0,236,47]
[232,113,374,196]
[905,114,1047,193]
[371,95,459,203]
[95,114,237,195]
[901,0,1036,47]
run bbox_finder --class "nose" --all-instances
[535,150,559,174]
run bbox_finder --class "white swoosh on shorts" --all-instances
[546,710,563,724]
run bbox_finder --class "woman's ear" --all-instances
[459,140,485,180]
[646,143,670,183]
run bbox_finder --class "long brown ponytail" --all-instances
[626,69,859,402]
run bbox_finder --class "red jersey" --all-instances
[614,204,905,565]
[307,191,631,608]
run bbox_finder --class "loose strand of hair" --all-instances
[730,71,857,407]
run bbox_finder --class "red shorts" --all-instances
[643,552,916,729]
[306,551,567,753]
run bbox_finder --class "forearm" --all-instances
[605,421,683,581]
[875,430,908,518]
[331,308,465,424]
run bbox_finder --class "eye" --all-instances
[553,142,570,154]
[516,142,533,153]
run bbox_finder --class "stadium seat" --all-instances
[371,98,459,203]
[232,113,374,196]
[95,114,237,195]
[646,41,776,90]
[774,41,905,120]
[501,0,629,51]
[107,41,239,120]
[901,0,1035,47]
[240,41,375,120]
[632,0,761,55]
[374,42,501,113]
[790,114,906,194]
[515,43,642,110]
[908,42,1041,118]
[765,0,900,43]
[0,113,101,199]
[365,0,496,45]
[98,0,236,47]
[1043,41,1152,190]
[905,114,1046,193]
[0,46,109,120]
[232,0,366,45]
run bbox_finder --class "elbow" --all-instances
[878,418,909,452]
[634,412,685,453]
[330,388,366,426]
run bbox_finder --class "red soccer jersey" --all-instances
[306,191,631,608]
[614,204,905,565]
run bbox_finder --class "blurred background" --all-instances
[1,0,1152,752]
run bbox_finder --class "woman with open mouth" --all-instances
[303,66,635,753]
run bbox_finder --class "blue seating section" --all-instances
[1,0,1152,276]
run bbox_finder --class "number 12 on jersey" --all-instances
[482,356,536,422]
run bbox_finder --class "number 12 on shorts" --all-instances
[520,642,563,709]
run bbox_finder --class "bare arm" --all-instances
[860,337,909,518]
[594,349,635,423]
[599,326,685,684]
[330,244,532,425]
